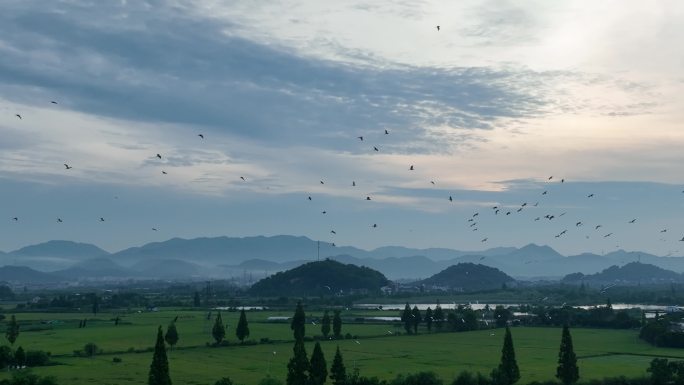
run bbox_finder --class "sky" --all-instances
[0,0,683,256]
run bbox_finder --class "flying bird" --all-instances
[15,114,22,120]
[661,229,668,233]
[330,230,336,235]
[561,179,565,183]
[604,233,613,238]
[548,176,553,180]
[629,219,637,223]
[373,146,379,151]
[240,176,245,181]
[57,218,63,223]
[352,181,356,186]
[320,181,324,184]
[409,165,414,170]
[12,217,18,221]
[50,101,58,104]
[384,129,389,135]
[100,218,105,222]
[308,196,312,201]
[449,196,453,202]
[481,238,488,242]
[679,237,684,242]
[436,25,440,31]
[152,228,158,231]
[576,222,583,227]
[162,171,167,175]
[372,224,378,228]
[473,213,479,217]
[322,211,327,214]
[542,191,548,195]
[156,154,162,159]
[198,134,204,139]
[534,217,540,221]
[506,211,511,215]
[366,196,372,200]
[430,181,435,185]
[595,225,602,230]
[587,194,594,198]
[64,164,72,170]
[358,136,364,141]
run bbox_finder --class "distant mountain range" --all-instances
[419,263,515,291]
[1,235,684,282]
[562,262,684,285]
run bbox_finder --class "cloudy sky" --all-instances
[1,0,683,257]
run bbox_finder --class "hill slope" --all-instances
[562,262,682,285]
[249,259,390,296]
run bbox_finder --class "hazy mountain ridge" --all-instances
[2,235,684,281]
[419,263,516,291]
[562,262,683,285]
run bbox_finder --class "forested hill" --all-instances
[249,259,390,296]
[419,263,515,291]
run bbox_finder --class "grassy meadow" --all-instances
[1,308,683,385]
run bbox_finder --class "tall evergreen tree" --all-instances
[321,310,331,338]
[425,307,433,332]
[330,346,347,385]
[411,306,422,334]
[291,302,306,342]
[434,304,444,331]
[309,342,328,385]
[149,326,172,385]
[165,321,179,350]
[401,303,413,334]
[286,340,310,385]
[92,295,99,315]
[556,325,579,385]
[193,291,201,307]
[492,326,520,385]
[236,309,250,343]
[333,310,342,339]
[5,315,19,346]
[212,311,226,344]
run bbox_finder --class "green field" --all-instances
[1,308,682,385]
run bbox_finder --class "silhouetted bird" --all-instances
[12,217,18,221]
[495,209,500,215]
[57,218,63,223]
[587,194,594,198]
[595,225,602,230]
[516,208,523,212]
[576,222,583,227]
[384,129,389,135]
[358,136,363,141]
[15,114,22,120]
[409,165,414,170]
[604,233,613,238]
[542,191,548,195]
[548,176,553,180]
[629,219,637,223]
[50,101,58,104]
[308,196,312,201]
[240,176,245,181]
[152,228,158,231]
[352,181,356,186]
[679,237,684,242]
[64,164,72,170]
[320,181,324,184]
[661,229,668,233]
[366,196,371,200]
[473,213,479,217]
[330,230,336,234]
[481,238,488,242]
[373,146,379,151]
[430,181,435,185]
[162,171,167,174]
[331,243,336,247]
[156,154,162,159]
[506,211,511,215]
[561,179,565,183]
[198,134,204,139]
[449,196,453,202]
[521,202,527,207]
[99,217,105,222]
[534,217,540,221]
[372,224,377,228]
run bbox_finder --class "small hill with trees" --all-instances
[249,259,390,296]
[419,263,515,291]
[561,262,682,285]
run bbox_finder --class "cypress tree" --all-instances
[149,326,172,385]
[165,321,179,350]
[556,325,579,385]
[434,304,444,331]
[332,310,342,339]
[329,346,347,385]
[236,309,250,344]
[321,310,331,338]
[286,340,310,385]
[492,326,520,385]
[401,303,413,334]
[5,315,19,346]
[309,342,328,385]
[291,302,306,342]
[425,307,433,332]
[411,306,422,334]
[212,311,226,344]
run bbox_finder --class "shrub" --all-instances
[83,343,99,357]
[112,357,122,363]
[25,350,51,367]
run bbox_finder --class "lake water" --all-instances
[355,303,682,312]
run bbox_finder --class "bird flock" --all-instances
[4,24,684,259]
